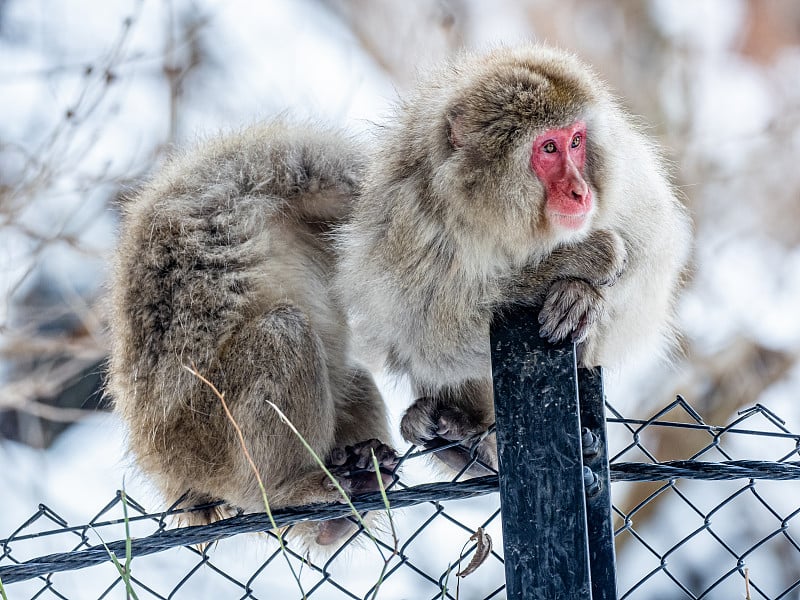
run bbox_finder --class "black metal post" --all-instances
[579,367,618,600]
[491,306,592,599]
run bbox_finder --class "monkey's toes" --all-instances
[400,398,496,474]
[400,396,440,446]
[539,279,605,344]
[401,398,482,445]
[326,439,398,495]
[401,397,488,445]
[348,438,398,470]
[435,407,487,441]
[328,447,348,467]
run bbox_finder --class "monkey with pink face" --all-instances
[337,45,692,470]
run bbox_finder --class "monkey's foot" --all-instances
[325,439,399,495]
[315,517,357,546]
[315,440,397,546]
[539,278,606,344]
[400,397,497,475]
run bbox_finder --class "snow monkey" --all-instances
[109,121,397,547]
[337,45,692,472]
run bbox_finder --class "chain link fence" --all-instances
[2,395,800,599]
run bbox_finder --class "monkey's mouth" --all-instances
[550,212,588,230]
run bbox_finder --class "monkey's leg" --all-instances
[332,368,392,445]
[400,378,497,475]
[224,307,397,548]
[398,231,627,474]
[329,368,398,490]
[315,368,398,545]
[217,305,373,549]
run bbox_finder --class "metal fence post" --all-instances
[491,306,592,599]
[579,367,618,600]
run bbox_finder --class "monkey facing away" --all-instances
[108,121,397,547]
[337,45,692,471]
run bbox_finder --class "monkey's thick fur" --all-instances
[337,45,692,469]
[109,122,395,546]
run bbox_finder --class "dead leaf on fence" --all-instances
[457,527,492,577]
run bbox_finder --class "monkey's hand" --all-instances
[400,397,497,474]
[326,439,399,495]
[538,278,606,344]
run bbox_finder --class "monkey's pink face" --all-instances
[530,121,593,231]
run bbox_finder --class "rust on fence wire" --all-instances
[2,399,800,599]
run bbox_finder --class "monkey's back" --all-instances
[108,122,364,507]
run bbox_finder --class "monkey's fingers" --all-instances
[538,279,579,340]
[595,253,628,287]
[539,279,604,343]
[571,313,594,344]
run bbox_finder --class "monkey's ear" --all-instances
[446,106,467,149]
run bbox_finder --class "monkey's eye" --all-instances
[571,134,582,148]
[542,141,557,153]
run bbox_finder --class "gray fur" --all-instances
[336,45,692,468]
[108,121,395,546]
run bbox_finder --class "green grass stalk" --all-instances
[92,488,139,600]
[265,400,377,539]
[365,449,399,600]
[184,364,307,599]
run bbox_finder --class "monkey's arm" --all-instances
[506,229,628,302]
[496,229,628,343]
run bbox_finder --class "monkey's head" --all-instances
[414,46,616,255]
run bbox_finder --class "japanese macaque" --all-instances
[337,45,692,471]
[108,121,397,547]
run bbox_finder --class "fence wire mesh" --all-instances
[2,398,800,600]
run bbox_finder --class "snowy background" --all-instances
[2,0,800,598]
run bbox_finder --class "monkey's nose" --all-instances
[567,175,589,202]
[563,159,589,202]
